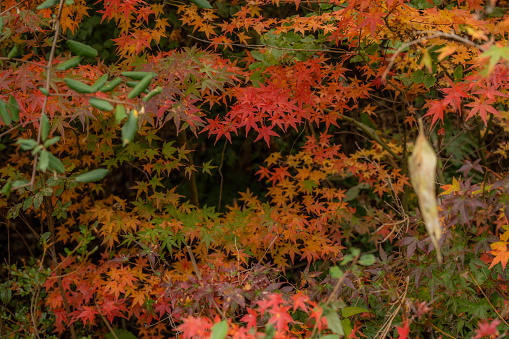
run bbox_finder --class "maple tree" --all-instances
[2,0,509,338]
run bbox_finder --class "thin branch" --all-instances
[188,34,353,55]
[382,30,486,81]
[339,113,402,160]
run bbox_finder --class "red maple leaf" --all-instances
[465,97,500,125]
[474,319,500,338]
[396,319,410,339]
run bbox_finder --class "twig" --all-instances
[469,271,509,327]
[218,140,227,210]
[185,245,226,318]
[95,301,120,339]
[340,114,402,160]
[382,30,486,81]
[188,34,352,55]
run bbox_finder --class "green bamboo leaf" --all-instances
[0,100,11,125]
[39,87,50,96]
[64,78,95,94]
[190,0,213,9]
[44,136,61,148]
[127,75,152,99]
[325,311,344,336]
[0,17,4,34]
[66,40,98,57]
[7,45,18,59]
[16,138,38,151]
[142,86,163,102]
[115,105,127,124]
[75,169,109,183]
[41,113,49,141]
[342,307,369,318]
[99,77,122,92]
[36,0,58,10]
[56,56,82,71]
[122,71,157,80]
[7,95,19,122]
[89,98,114,111]
[121,110,139,146]
[38,150,50,172]
[48,153,65,174]
[91,74,109,91]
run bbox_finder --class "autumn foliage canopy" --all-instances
[2,0,509,338]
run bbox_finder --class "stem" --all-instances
[340,113,402,161]
[178,130,200,207]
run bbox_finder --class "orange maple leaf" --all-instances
[489,241,509,270]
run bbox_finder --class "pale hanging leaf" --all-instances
[408,118,442,264]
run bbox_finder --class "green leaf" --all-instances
[358,254,376,266]
[89,98,114,111]
[127,75,152,99]
[453,65,463,82]
[210,320,228,339]
[90,74,109,91]
[202,160,217,175]
[122,71,157,80]
[17,138,38,151]
[317,336,340,339]
[36,0,58,10]
[105,329,138,339]
[38,150,50,172]
[7,95,19,122]
[7,45,18,59]
[41,113,49,141]
[341,318,352,337]
[33,192,43,209]
[48,153,65,174]
[342,306,369,318]
[44,136,61,148]
[0,17,4,34]
[121,110,139,146]
[1,179,11,197]
[100,77,122,92]
[0,100,11,125]
[66,40,98,58]
[190,0,213,9]
[75,169,109,183]
[423,75,436,89]
[330,266,343,279]
[412,70,425,84]
[142,86,163,102]
[115,105,127,124]
[481,45,509,74]
[325,311,344,336]
[56,56,82,71]
[64,78,95,93]
[39,87,50,96]
[23,195,34,211]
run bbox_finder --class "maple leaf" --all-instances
[254,124,279,147]
[474,319,501,338]
[240,308,258,328]
[488,242,509,270]
[465,97,500,125]
[480,45,509,74]
[75,305,97,326]
[396,319,410,339]
[267,305,293,332]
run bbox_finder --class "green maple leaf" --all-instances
[481,45,509,75]
[202,160,217,175]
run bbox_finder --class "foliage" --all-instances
[2,0,509,338]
